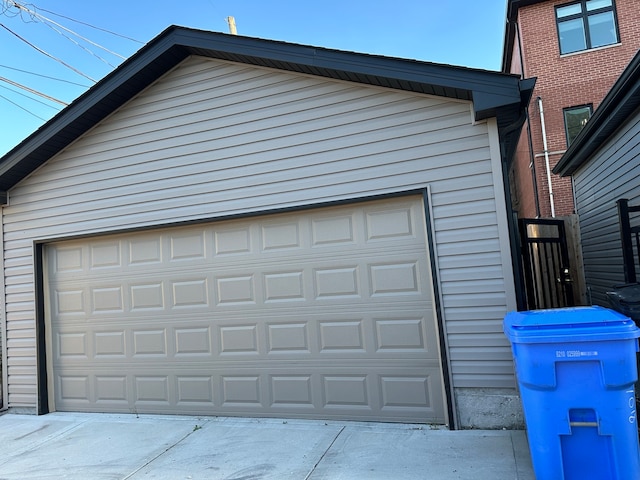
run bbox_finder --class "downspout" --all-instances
[537,96,555,218]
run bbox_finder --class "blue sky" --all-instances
[0,0,509,156]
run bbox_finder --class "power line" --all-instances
[8,1,128,61]
[37,5,143,44]
[0,82,62,110]
[0,92,47,121]
[0,23,97,82]
[0,76,68,105]
[38,15,118,68]
[0,64,90,87]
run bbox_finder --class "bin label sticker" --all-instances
[555,350,598,358]
[628,389,636,424]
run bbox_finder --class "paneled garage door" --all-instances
[45,196,445,423]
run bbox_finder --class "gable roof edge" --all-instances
[0,26,531,194]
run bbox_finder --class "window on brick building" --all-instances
[555,0,619,55]
[563,105,593,145]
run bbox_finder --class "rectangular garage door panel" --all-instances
[47,197,445,423]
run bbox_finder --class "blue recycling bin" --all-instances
[504,306,640,480]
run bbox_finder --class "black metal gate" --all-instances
[519,218,575,310]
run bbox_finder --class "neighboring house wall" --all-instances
[572,106,640,306]
[506,0,640,218]
[1,56,519,426]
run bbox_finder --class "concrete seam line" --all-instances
[510,431,522,479]
[121,419,212,480]
[303,425,346,480]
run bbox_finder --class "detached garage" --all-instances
[0,27,533,428]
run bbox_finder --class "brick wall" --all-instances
[507,0,640,218]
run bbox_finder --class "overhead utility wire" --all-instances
[0,23,97,82]
[37,15,118,68]
[0,64,89,87]
[0,0,22,18]
[7,1,127,61]
[0,92,46,120]
[0,82,62,110]
[0,76,68,105]
[37,5,143,44]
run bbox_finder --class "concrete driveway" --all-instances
[0,412,534,479]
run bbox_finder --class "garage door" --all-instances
[45,196,445,423]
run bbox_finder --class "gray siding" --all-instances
[573,107,640,306]
[2,56,516,409]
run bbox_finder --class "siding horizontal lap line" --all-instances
[5,316,36,325]
[442,294,507,308]
[430,185,495,206]
[84,86,420,149]
[447,341,510,350]
[3,374,36,384]
[76,94,440,157]
[49,75,466,163]
[439,266,505,282]
[4,276,34,287]
[4,267,34,279]
[5,304,36,314]
[441,281,506,296]
[6,355,38,365]
[451,376,515,389]
[13,130,485,207]
[436,240,501,256]
[436,252,503,269]
[10,125,486,202]
[88,87,431,145]
[5,294,35,305]
[452,370,515,376]
[5,157,493,235]
[436,228,500,245]
[6,372,36,383]
[6,329,38,339]
[433,212,498,232]
[15,97,472,187]
[6,338,35,349]
[432,199,496,219]
[445,321,506,335]
[3,245,33,258]
[430,173,494,195]
[5,286,35,296]
[452,362,516,375]
[572,121,640,190]
[454,358,513,375]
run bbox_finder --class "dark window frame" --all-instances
[563,104,593,146]
[555,0,620,55]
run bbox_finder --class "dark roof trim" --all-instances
[502,0,547,72]
[554,49,640,176]
[0,25,532,192]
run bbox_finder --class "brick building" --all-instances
[503,0,640,218]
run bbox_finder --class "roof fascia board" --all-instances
[171,28,524,118]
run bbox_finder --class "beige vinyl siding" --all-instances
[2,56,515,409]
[573,110,640,305]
